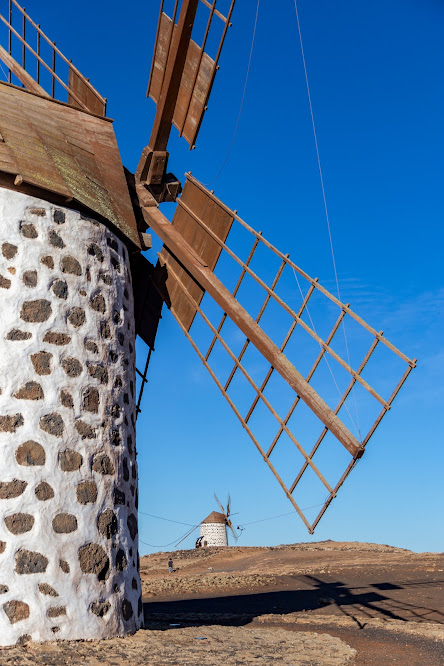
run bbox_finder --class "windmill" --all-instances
[0,0,415,647]
[198,493,238,548]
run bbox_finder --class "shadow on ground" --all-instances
[144,575,444,630]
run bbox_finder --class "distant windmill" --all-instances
[0,0,415,647]
[198,494,237,548]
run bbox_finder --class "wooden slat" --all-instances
[159,177,234,330]
[139,189,363,460]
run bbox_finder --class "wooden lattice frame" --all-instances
[149,174,416,533]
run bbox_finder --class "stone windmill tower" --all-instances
[199,495,237,548]
[0,0,415,647]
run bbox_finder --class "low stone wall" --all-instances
[0,188,142,645]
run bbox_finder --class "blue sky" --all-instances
[17,0,443,553]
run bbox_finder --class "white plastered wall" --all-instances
[200,522,228,547]
[0,188,142,645]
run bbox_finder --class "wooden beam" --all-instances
[0,44,49,97]
[147,0,199,152]
[138,189,363,459]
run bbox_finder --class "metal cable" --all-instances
[291,0,362,439]
[206,0,260,185]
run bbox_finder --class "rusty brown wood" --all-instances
[177,189,389,409]
[224,256,288,392]
[205,234,261,362]
[308,356,416,534]
[289,335,380,494]
[147,0,165,95]
[178,0,216,138]
[159,176,234,330]
[199,0,229,23]
[148,0,199,152]
[36,25,40,83]
[0,44,48,96]
[139,194,363,459]
[186,174,416,368]
[165,311,313,531]
[21,5,25,70]
[0,83,139,247]
[159,258,335,498]
[8,0,11,83]
[267,307,348,460]
[51,42,56,98]
[244,281,317,424]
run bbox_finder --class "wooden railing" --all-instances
[0,0,106,115]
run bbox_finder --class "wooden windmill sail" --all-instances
[0,0,415,645]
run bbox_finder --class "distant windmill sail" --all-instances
[138,174,416,533]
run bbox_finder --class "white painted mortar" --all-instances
[0,188,142,645]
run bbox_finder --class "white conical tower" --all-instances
[199,511,228,547]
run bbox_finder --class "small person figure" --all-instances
[168,558,173,573]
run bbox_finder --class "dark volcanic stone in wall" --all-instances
[92,453,114,475]
[60,390,74,408]
[16,440,46,466]
[38,583,58,597]
[76,481,97,504]
[85,340,98,354]
[49,230,65,248]
[40,413,64,437]
[113,488,125,506]
[53,209,65,224]
[61,256,82,275]
[52,513,78,533]
[15,549,49,574]
[98,510,118,539]
[2,242,17,259]
[87,243,104,262]
[83,387,99,413]
[3,600,30,624]
[0,479,27,499]
[68,307,86,328]
[78,543,109,581]
[87,364,108,384]
[20,300,52,322]
[52,279,68,300]
[122,599,133,621]
[90,293,106,314]
[116,549,127,571]
[5,513,34,534]
[43,332,71,346]
[75,420,96,439]
[0,542,5,554]
[0,414,24,432]
[6,329,32,341]
[59,449,82,471]
[127,514,138,540]
[0,274,12,288]
[13,381,44,401]
[41,255,54,269]
[35,481,54,500]
[0,585,8,593]
[20,222,38,239]
[23,270,37,287]
[59,559,70,573]
[47,606,66,617]
[91,600,110,617]
[61,357,82,377]
[31,351,52,375]
[28,207,46,216]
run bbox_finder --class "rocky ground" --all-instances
[1,541,443,664]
